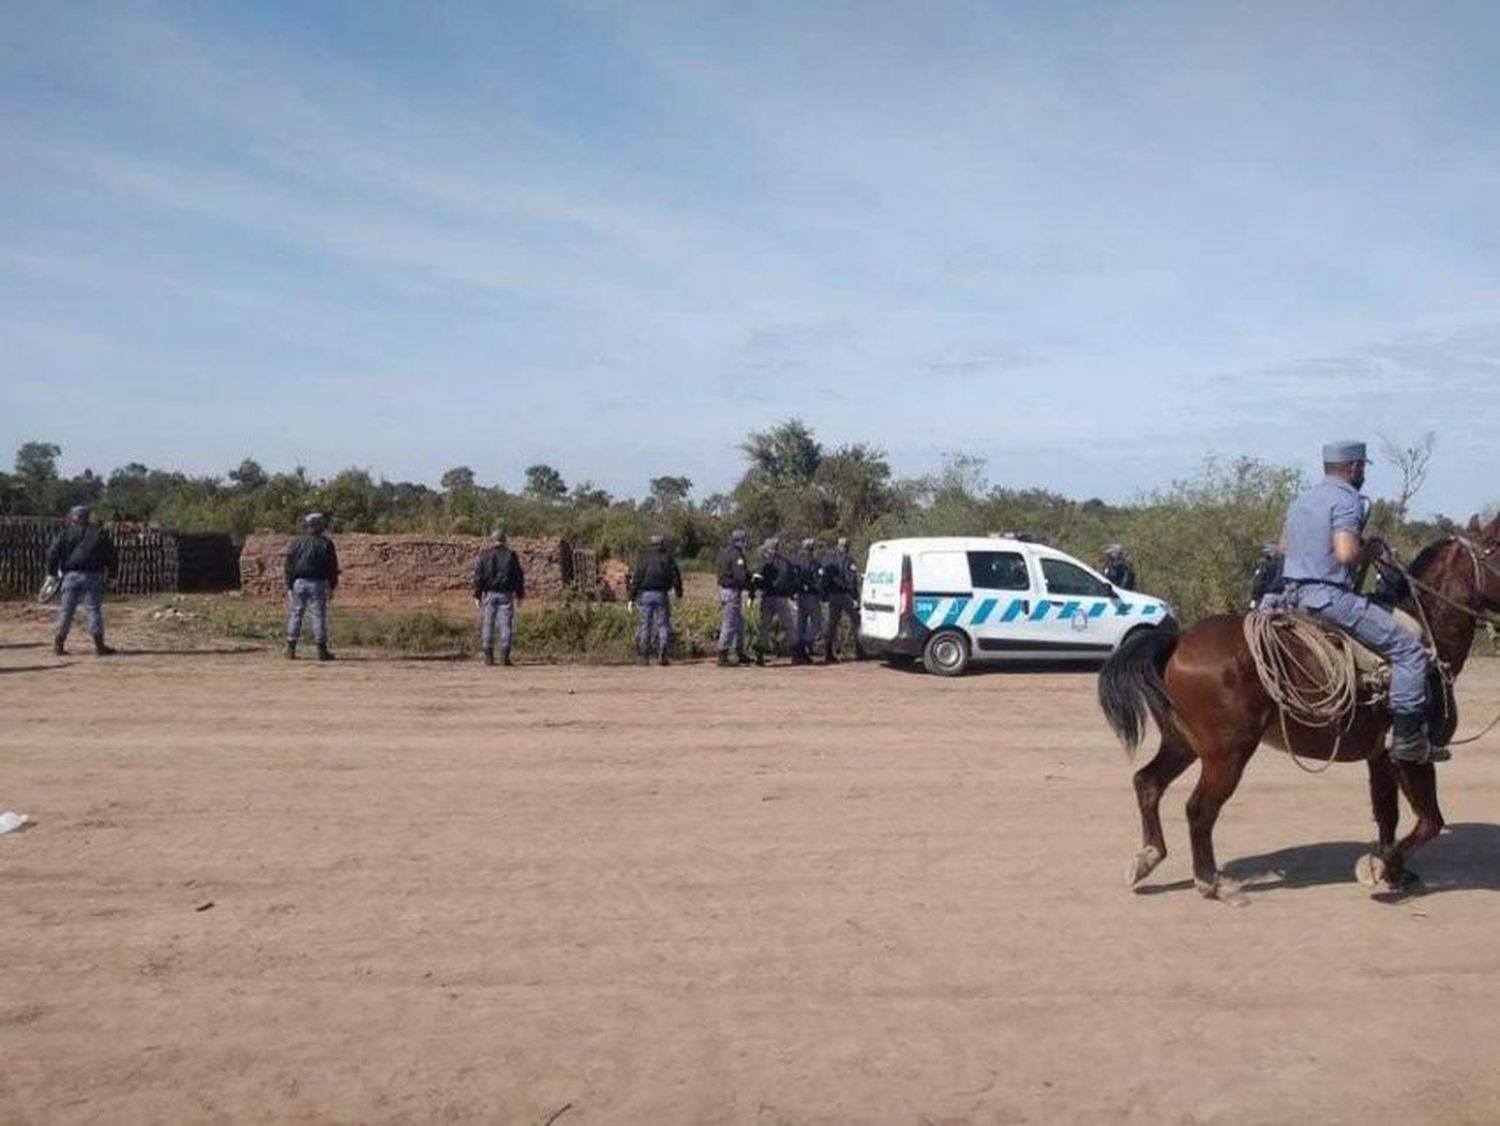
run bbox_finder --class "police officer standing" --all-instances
[1249,542,1284,609]
[629,533,683,666]
[820,536,865,662]
[791,536,824,665]
[1103,544,1137,590]
[46,505,117,656]
[752,537,798,666]
[473,528,525,666]
[1280,440,1439,763]
[284,512,339,661]
[715,528,754,667]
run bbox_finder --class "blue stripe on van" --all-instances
[941,598,969,627]
[1000,600,1027,622]
[1058,600,1081,619]
[971,598,997,626]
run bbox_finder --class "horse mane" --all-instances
[1408,538,1452,580]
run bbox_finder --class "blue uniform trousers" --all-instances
[717,587,745,653]
[636,591,672,657]
[480,592,516,653]
[56,571,106,640]
[286,579,330,644]
[1286,583,1428,714]
[757,595,796,654]
[796,593,824,648]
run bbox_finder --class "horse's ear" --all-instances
[1485,513,1500,543]
[1467,514,1483,535]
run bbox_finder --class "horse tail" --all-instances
[1098,627,1180,755]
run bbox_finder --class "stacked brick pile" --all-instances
[238,534,576,603]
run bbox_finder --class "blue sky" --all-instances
[3,1,1499,515]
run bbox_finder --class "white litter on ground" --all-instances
[0,811,31,836]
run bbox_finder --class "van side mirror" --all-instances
[1103,584,1120,600]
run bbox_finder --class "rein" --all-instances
[1380,537,1500,747]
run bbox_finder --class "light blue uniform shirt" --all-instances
[1281,476,1365,587]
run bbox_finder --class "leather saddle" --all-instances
[1253,603,1425,701]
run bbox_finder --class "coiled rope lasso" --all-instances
[1243,612,1365,773]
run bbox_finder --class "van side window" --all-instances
[1041,558,1112,598]
[967,551,1030,591]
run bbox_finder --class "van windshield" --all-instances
[967,551,1030,591]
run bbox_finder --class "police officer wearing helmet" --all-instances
[715,528,754,667]
[1102,544,1137,590]
[629,532,683,666]
[791,536,824,665]
[284,512,340,661]
[752,537,797,666]
[473,528,525,666]
[1249,542,1284,609]
[1280,441,1441,764]
[821,536,865,662]
[46,505,118,656]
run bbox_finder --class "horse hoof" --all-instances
[1354,853,1387,888]
[1196,876,1248,905]
[1128,846,1165,887]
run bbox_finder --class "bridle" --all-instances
[1383,536,1500,633]
[1380,535,1500,747]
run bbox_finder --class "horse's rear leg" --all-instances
[1129,732,1196,886]
[1382,762,1445,890]
[1186,745,1254,899]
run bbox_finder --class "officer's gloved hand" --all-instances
[1358,537,1391,568]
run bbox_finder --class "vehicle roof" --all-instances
[868,536,1068,555]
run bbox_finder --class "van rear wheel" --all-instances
[922,629,971,676]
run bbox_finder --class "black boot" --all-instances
[1391,712,1432,764]
[717,650,731,667]
[53,635,66,657]
[755,649,767,667]
[659,652,671,667]
[316,642,334,662]
[284,640,296,660]
[92,634,115,656]
[737,650,753,667]
[482,647,495,666]
[824,647,839,664]
[501,651,513,667]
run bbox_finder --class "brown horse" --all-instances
[1098,516,1500,898]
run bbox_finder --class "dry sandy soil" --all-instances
[3,602,1500,1124]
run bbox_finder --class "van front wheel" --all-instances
[922,629,971,677]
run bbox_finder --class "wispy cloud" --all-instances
[3,2,1500,511]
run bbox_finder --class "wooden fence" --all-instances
[0,518,197,597]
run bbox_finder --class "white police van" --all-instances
[858,536,1175,675]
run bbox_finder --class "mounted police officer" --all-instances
[284,512,340,661]
[1249,542,1284,609]
[820,536,865,662]
[473,528,525,666]
[1280,441,1440,764]
[629,533,683,666]
[791,536,824,665]
[1102,544,1137,590]
[752,537,797,667]
[45,505,117,656]
[715,528,754,667]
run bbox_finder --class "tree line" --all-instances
[0,426,1467,624]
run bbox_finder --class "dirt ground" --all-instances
[3,602,1500,1124]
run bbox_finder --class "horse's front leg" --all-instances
[1380,760,1445,892]
[1367,755,1400,852]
